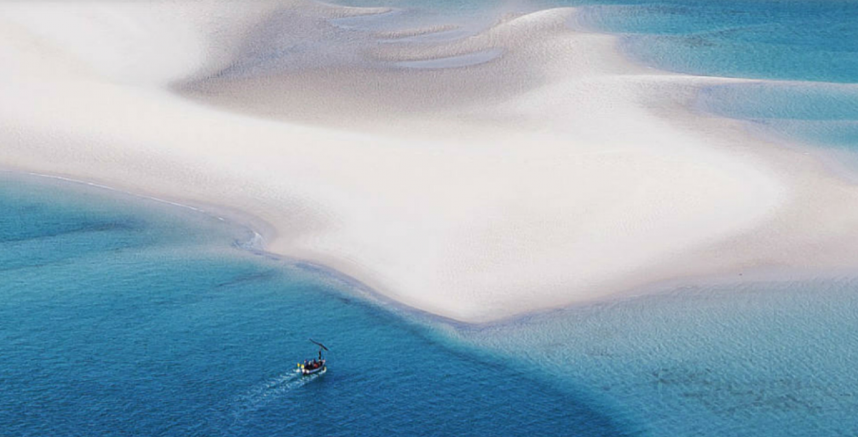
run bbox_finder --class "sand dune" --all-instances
[3,1,858,322]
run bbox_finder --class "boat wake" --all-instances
[224,368,326,433]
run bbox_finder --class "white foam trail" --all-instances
[228,368,326,428]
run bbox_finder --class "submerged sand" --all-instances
[3,1,858,322]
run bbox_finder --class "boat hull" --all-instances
[301,365,326,376]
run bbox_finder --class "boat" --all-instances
[297,339,328,376]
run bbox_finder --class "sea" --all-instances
[0,173,622,436]
[3,0,858,436]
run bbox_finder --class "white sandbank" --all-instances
[3,2,858,323]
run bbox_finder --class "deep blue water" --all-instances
[6,173,858,437]
[0,173,624,436]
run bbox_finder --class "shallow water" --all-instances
[323,3,858,435]
[333,0,858,151]
[0,174,624,436]
[570,0,858,151]
[7,1,858,435]
[462,280,858,436]
[574,0,858,84]
[694,82,858,151]
[7,174,858,437]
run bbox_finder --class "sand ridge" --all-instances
[2,1,857,322]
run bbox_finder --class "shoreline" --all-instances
[4,2,858,323]
[8,164,855,332]
[0,167,483,330]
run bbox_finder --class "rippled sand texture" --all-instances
[4,1,858,322]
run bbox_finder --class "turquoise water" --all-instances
[569,0,858,151]
[8,1,858,435]
[463,280,858,436]
[694,83,858,149]
[7,173,858,436]
[332,0,858,151]
[325,3,858,435]
[0,174,624,436]
[574,0,858,83]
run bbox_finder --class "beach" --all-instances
[4,0,858,324]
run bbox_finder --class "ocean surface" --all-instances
[5,176,858,437]
[461,281,858,436]
[5,1,858,436]
[0,173,624,436]
[525,3,858,435]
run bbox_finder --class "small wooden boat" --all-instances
[299,360,326,375]
[297,339,329,376]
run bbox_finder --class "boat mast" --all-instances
[309,338,329,361]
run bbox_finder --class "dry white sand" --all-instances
[3,1,858,322]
